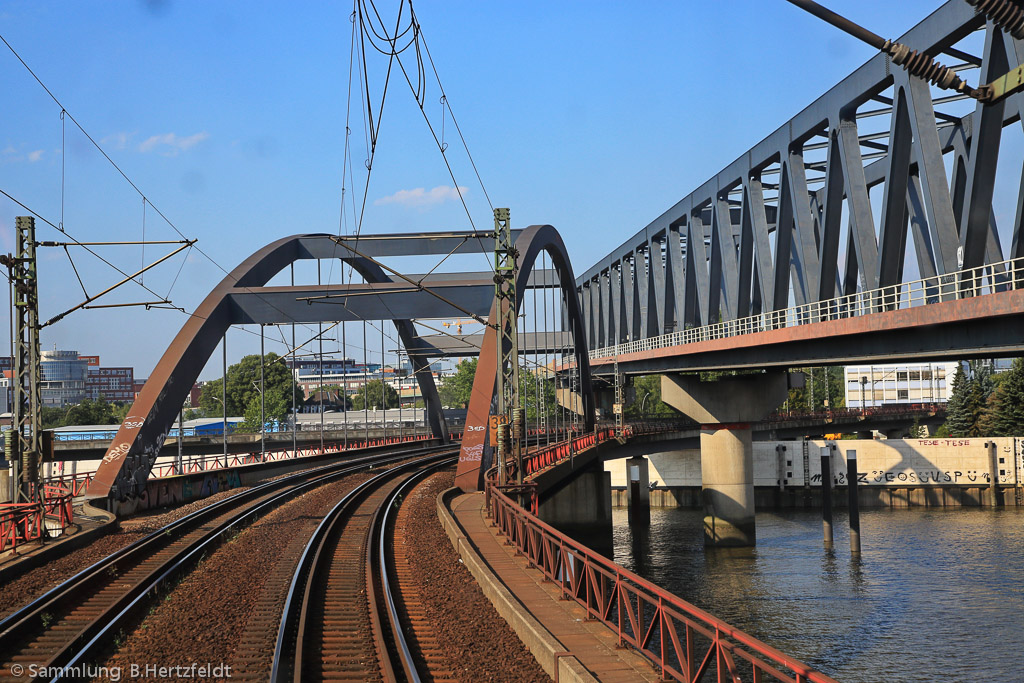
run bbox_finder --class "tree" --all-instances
[352,379,399,410]
[438,359,477,408]
[520,366,558,422]
[976,390,1001,437]
[945,363,985,437]
[237,386,291,433]
[786,367,845,413]
[199,352,301,417]
[183,407,207,422]
[307,385,352,411]
[991,358,1024,436]
[112,402,132,424]
[40,406,67,430]
[39,399,132,430]
[624,375,681,419]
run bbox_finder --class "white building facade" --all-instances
[843,362,960,408]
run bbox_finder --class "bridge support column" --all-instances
[662,372,800,547]
[538,463,613,555]
[626,456,649,524]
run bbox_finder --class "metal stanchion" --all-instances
[847,449,861,554]
[821,446,833,548]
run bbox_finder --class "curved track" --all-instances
[0,444,446,683]
[272,456,457,682]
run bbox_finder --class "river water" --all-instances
[611,506,1024,683]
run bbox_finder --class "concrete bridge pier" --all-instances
[625,456,650,524]
[537,462,613,556]
[662,372,800,547]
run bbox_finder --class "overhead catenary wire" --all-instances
[346,0,497,275]
[0,32,327,342]
[6,7,503,402]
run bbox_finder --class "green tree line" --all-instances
[943,359,1024,437]
[199,353,302,432]
[438,358,561,421]
[40,399,133,430]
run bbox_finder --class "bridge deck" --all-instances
[446,491,659,682]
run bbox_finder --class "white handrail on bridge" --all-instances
[590,256,1024,359]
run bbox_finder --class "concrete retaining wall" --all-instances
[606,437,1024,508]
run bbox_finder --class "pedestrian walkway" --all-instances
[441,490,659,683]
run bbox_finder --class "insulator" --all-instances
[965,0,1024,41]
[496,423,510,458]
[881,40,986,100]
[513,407,526,440]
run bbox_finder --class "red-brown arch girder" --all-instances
[87,234,450,504]
[454,224,594,491]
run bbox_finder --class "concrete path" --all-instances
[441,490,659,683]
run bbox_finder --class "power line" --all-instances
[0,31,324,339]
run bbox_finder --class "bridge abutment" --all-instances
[661,372,800,547]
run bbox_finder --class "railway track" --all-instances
[272,455,458,682]
[0,443,447,683]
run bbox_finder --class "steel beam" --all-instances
[228,281,495,324]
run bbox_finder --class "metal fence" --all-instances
[489,432,838,683]
[592,256,1024,359]
[0,483,75,553]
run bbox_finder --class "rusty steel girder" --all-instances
[454,224,594,491]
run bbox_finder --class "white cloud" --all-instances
[102,131,135,150]
[375,185,468,208]
[138,131,209,156]
[27,150,44,162]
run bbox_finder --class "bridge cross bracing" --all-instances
[577,1,1024,368]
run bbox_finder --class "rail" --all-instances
[270,451,457,682]
[0,444,451,678]
[486,476,838,682]
[591,255,1024,360]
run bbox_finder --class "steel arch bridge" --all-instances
[88,227,592,506]
[454,224,594,491]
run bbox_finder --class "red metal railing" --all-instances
[766,402,945,423]
[490,426,839,683]
[486,479,838,683]
[42,483,75,530]
[521,421,687,478]
[43,433,435,486]
[0,484,76,554]
[0,503,45,553]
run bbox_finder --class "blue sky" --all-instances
[0,1,969,378]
